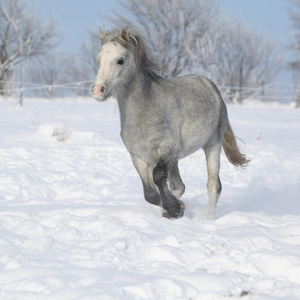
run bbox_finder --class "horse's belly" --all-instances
[180,121,213,155]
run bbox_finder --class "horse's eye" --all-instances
[117,59,124,65]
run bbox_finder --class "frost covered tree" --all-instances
[214,20,282,102]
[288,0,300,107]
[64,0,219,96]
[110,0,281,101]
[63,30,100,96]
[0,0,59,103]
[111,0,219,76]
[27,55,63,98]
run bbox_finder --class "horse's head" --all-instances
[91,27,162,101]
[91,28,137,101]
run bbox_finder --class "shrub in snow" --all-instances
[38,123,72,142]
[52,124,72,142]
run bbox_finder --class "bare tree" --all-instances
[288,0,300,46]
[109,0,281,102]
[27,55,62,98]
[288,0,300,107]
[111,0,219,77]
[62,0,219,96]
[214,19,282,102]
[0,0,60,104]
[28,30,99,98]
[63,30,99,96]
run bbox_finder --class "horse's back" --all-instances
[171,75,223,106]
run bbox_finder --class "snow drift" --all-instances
[0,98,299,299]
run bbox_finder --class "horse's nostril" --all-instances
[91,83,106,98]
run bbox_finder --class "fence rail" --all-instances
[1,80,300,104]
[0,80,92,96]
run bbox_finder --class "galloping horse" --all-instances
[91,28,249,219]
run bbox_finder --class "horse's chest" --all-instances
[120,121,166,160]
[120,125,151,149]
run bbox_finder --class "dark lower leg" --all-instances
[153,159,184,218]
[143,183,161,206]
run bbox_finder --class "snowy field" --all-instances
[0,97,300,300]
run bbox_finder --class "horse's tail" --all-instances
[222,120,250,168]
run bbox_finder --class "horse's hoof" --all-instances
[162,200,185,219]
[178,200,186,210]
[162,211,172,219]
[205,208,215,220]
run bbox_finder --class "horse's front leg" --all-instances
[153,159,185,219]
[168,161,185,199]
[130,154,161,207]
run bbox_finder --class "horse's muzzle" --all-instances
[91,83,107,101]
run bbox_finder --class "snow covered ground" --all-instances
[0,97,299,300]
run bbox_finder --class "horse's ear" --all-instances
[120,28,129,42]
[98,27,106,42]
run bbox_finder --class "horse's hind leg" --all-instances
[168,162,185,199]
[203,143,222,219]
[153,159,185,218]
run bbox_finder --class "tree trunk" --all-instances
[295,89,300,108]
[18,61,23,106]
[238,57,244,103]
[0,74,4,96]
[0,70,13,96]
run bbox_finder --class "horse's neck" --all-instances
[117,72,152,128]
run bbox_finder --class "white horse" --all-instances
[91,28,249,219]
